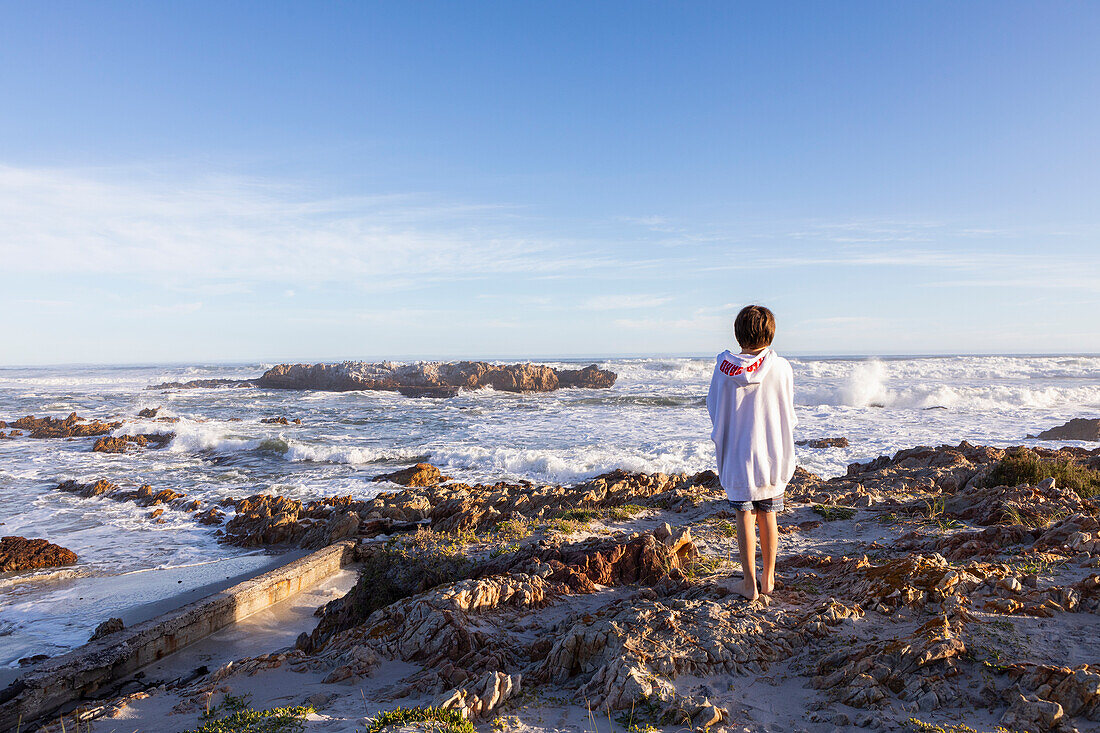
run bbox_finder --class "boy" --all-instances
[706,305,797,601]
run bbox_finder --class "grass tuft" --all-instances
[360,706,476,733]
[812,504,857,521]
[186,702,312,733]
[984,449,1100,498]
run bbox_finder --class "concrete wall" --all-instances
[0,540,355,730]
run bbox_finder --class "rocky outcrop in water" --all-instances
[147,361,616,396]
[1031,418,1100,442]
[256,360,616,393]
[0,536,78,572]
[797,436,850,448]
[1,413,121,439]
[92,433,174,453]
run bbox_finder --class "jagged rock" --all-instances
[92,433,174,453]
[301,511,360,549]
[797,437,850,449]
[6,413,121,439]
[195,507,226,525]
[146,378,253,390]
[89,618,124,641]
[136,407,159,418]
[813,616,966,709]
[260,417,302,424]
[1030,418,1100,442]
[1001,693,1068,732]
[372,463,450,487]
[0,536,78,572]
[1006,664,1100,721]
[943,480,1094,527]
[256,360,614,394]
[150,361,616,394]
[556,364,618,389]
[435,671,521,720]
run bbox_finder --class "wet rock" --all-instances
[7,413,121,439]
[146,378,254,390]
[260,417,302,424]
[397,385,461,398]
[372,463,450,487]
[1030,418,1100,442]
[136,407,160,418]
[797,437,850,449]
[0,536,78,572]
[89,618,124,641]
[92,433,174,453]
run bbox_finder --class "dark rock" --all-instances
[89,618,124,641]
[137,407,160,418]
[146,378,255,390]
[1030,418,1100,442]
[397,385,461,398]
[797,437,850,449]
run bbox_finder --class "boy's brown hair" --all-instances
[734,305,775,350]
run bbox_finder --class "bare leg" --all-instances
[735,509,759,600]
[757,510,779,595]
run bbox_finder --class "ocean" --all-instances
[1,354,1098,670]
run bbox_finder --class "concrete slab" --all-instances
[0,540,355,730]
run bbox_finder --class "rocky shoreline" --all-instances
[7,420,1100,733]
[147,360,618,397]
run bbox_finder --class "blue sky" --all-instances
[2,1,1098,364]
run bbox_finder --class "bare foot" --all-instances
[759,576,775,595]
[736,577,759,601]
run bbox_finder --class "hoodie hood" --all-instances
[715,348,774,387]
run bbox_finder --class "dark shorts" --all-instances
[729,494,785,513]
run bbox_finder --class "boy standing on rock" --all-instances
[706,305,797,600]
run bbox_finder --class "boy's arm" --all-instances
[787,362,798,428]
[706,365,720,427]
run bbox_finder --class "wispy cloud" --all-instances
[581,294,672,310]
[0,164,600,285]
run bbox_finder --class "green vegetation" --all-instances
[492,518,532,542]
[360,706,476,733]
[187,694,311,733]
[715,519,737,538]
[615,696,668,733]
[1008,551,1069,575]
[607,504,646,521]
[984,449,1100,498]
[921,497,964,531]
[685,554,723,579]
[490,542,521,557]
[812,504,857,521]
[906,718,1015,733]
[556,508,601,524]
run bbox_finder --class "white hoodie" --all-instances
[705,348,797,502]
